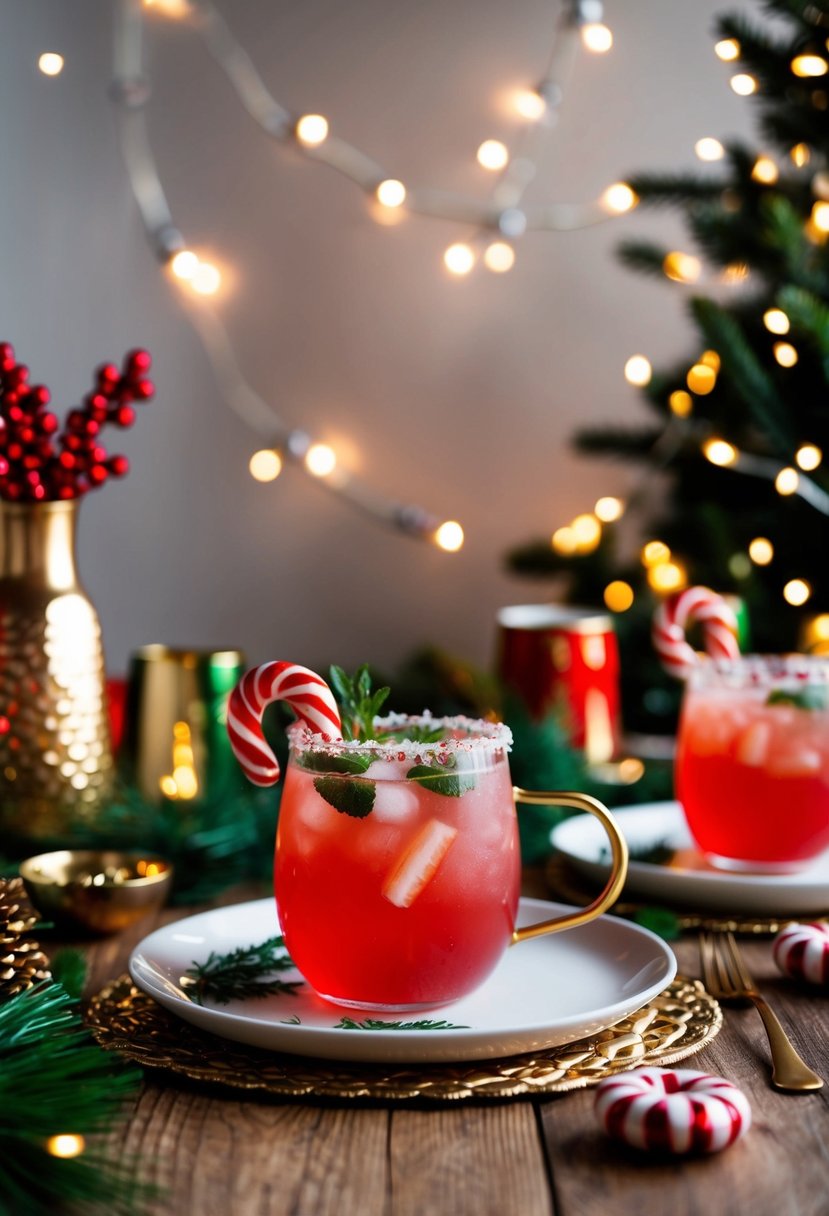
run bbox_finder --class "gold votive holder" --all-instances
[20,850,173,934]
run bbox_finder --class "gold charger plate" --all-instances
[86,973,720,1102]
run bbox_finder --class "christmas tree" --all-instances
[508,0,829,736]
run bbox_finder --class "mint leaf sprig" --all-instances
[329,664,391,741]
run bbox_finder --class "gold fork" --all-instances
[699,930,824,1093]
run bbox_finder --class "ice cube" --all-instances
[735,721,772,767]
[371,781,419,823]
[364,758,411,781]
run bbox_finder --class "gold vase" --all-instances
[0,500,114,843]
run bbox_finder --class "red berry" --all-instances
[96,363,120,387]
[63,434,84,452]
[6,365,28,388]
[108,454,130,477]
[133,377,154,400]
[0,343,14,363]
[67,409,86,432]
[57,484,77,500]
[0,457,9,477]
[91,444,108,463]
[59,451,77,470]
[126,349,152,374]
[7,443,23,461]
[22,454,41,471]
[39,412,59,434]
[29,385,50,409]
[7,405,25,425]
[88,464,108,485]
[115,405,135,427]
[83,418,100,437]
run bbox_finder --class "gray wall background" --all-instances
[1,0,755,678]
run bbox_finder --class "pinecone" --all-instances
[0,877,50,1000]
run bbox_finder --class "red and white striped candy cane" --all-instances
[227,662,342,786]
[652,586,740,680]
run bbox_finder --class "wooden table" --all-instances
[80,885,828,1216]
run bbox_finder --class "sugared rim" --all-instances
[287,711,512,757]
[691,652,829,687]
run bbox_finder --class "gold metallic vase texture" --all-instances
[0,500,114,841]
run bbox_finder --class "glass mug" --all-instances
[275,715,628,1009]
[676,655,829,871]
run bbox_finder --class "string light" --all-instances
[784,578,811,606]
[433,521,464,552]
[305,443,337,477]
[604,580,633,612]
[749,537,774,565]
[791,54,828,78]
[773,341,798,367]
[663,252,701,283]
[594,496,623,522]
[751,156,779,184]
[703,439,737,466]
[295,114,329,147]
[571,513,601,551]
[730,73,758,96]
[790,143,811,167]
[669,390,693,417]
[811,201,829,232]
[763,308,790,334]
[249,449,283,482]
[188,262,222,295]
[796,444,822,471]
[687,362,716,394]
[513,88,546,121]
[721,262,749,284]
[714,38,740,61]
[443,243,476,276]
[376,179,406,208]
[46,1135,85,1159]
[647,560,687,593]
[581,23,613,53]
[170,249,199,280]
[700,350,720,371]
[775,467,800,495]
[601,182,638,214]
[552,526,577,555]
[483,241,515,272]
[476,139,509,170]
[641,540,670,567]
[695,137,725,161]
[143,0,191,14]
[37,52,64,76]
[624,355,652,386]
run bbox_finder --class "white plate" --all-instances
[552,801,829,916]
[129,897,676,1064]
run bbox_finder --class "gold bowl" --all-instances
[19,850,173,934]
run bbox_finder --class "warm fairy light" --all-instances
[663,252,701,283]
[305,443,337,477]
[295,114,329,147]
[811,201,829,232]
[159,721,199,801]
[730,73,758,96]
[483,242,515,273]
[703,439,737,467]
[170,249,199,280]
[434,520,464,552]
[775,467,800,495]
[751,156,779,184]
[669,390,693,417]
[514,88,546,121]
[595,496,623,522]
[729,552,751,579]
[601,183,638,214]
[477,139,509,171]
[721,262,749,284]
[443,243,476,276]
[796,444,822,471]
[763,308,790,334]
[189,262,221,295]
[784,579,812,606]
[143,0,191,14]
[695,137,725,162]
[749,537,774,565]
[641,540,670,567]
[136,858,161,877]
[773,341,798,367]
[38,52,64,76]
[552,526,577,555]
[805,613,829,644]
[46,1135,85,1159]
[700,350,721,371]
[648,561,687,594]
[604,580,634,612]
[687,363,716,395]
[791,54,828,78]
[790,143,811,167]
[581,23,613,53]
[571,513,601,552]
[249,448,283,482]
[376,179,406,208]
[624,355,652,387]
[715,38,740,61]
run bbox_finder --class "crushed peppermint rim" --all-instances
[287,712,513,759]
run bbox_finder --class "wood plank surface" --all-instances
[72,891,829,1216]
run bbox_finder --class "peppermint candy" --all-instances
[772,921,829,987]
[595,1067,751,1155]
[652,586,740,680]
[227,662,342,786]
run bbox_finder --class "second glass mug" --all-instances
[276,715,628,1009]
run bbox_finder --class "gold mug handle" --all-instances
[511,788,629,945]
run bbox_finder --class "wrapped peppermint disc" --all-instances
[595,1067,750,1155]
[772,921,829,986]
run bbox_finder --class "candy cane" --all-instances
[652,586,740,680]
[227,662,342,786]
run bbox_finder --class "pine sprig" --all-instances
[0,982,153,1216]
[334,1016,470,1031]
[183,936,303,1005]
